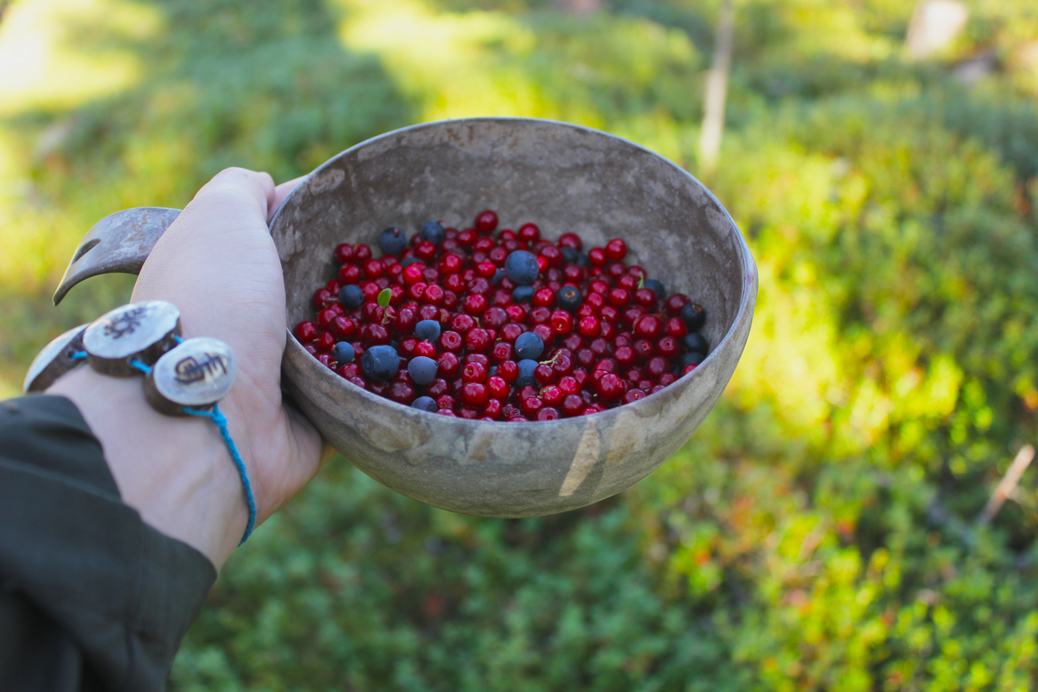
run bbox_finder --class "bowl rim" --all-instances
[271,116,758,428]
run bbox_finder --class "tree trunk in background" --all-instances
[552,0,601,16]
[699,0,735,177]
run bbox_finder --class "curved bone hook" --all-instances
[53,207,182,305]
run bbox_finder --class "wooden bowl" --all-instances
[271,118,757,517]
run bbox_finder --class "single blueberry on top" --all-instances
[415,319,441,342]
[407,356,438,386]
[514,332,544,361]
[512,285,535,304]
[680,303,706,331]
[332,341,355,364]
[643,279,666,300]
[556,285,582,312]
[419,221,446,245]
[516,359,539,387]
[362,344,399,381]
[412,395,437,412]
[683,332,709,355]
[504,250,539,285]
[339,284,364,309]
[378,227,407,255]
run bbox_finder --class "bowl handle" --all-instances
[52,207,182,305]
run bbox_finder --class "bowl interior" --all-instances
[270,118,755,517]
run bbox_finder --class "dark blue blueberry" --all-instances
[512,285,535,304]
[378,227,407,255]
[643,278,666,300]
[419,221,446,245]
[504,250,539,285]
[514,332,544,361]
[332,341,355,364]
[339,284,364,309]
[681,352,705,369]
[575,252,590,267]
[556,285,582,312]
[415,319,441,342]
[401,257,423,268]
[412,396,438,412]
[683,332,709,355]
[516,358,539,387]
[491,269,503,284]
[362,344,399,381]
[680,303,706,331]
[407,356,438,386]
[561,246,579,265]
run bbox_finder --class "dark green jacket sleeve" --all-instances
[0,395,217,692]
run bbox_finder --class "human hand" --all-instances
[50,168,325,568]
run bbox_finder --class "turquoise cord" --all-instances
[117,356,257,545]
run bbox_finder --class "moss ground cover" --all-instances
[2,0,1038,688]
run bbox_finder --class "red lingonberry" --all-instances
[448,359,478,385]
[557,232,582,251]
[313,332,335,352]
[617,274,638,291]
[561,394,585,417]
[599,305,620,324]
[330,316,357,340]
[621,389,645,405]
[437,353,462,380]
[634,315,663,340]
[487,376,510,400]
[645,357,670,381]
[334,243,355,264]
[605,238,627,261]
[498,360,519,382]
[440,330,463,353]
[665,317,687,339]
[402,263,425,285]
[541,385,564,407]
[535,407,560,421]
[550,310,574,336]
[595,373,625,401]
[577,315,601,338]
[658,336,680,359]
[521,396,544,417]
[588,247,607,267]
[295,321,318,342]
[482,399,503,420]
[558,376,579,395]
[475,210,498,233]
[665,293,690,314]
[633,340,655,361]
[518,223,540,243]
[465,328,493,353]
[540,245,563,268]
[313,288,333,309]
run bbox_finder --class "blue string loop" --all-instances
[183,404,257,545]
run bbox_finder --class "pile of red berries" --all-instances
[293,210,709,421]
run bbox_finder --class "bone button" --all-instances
[144,337,236,415]
[83,300,182,376]
[23,324,89,393]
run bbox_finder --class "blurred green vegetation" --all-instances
[3,0,1038,688]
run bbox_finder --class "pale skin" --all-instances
[49,168,327,570]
